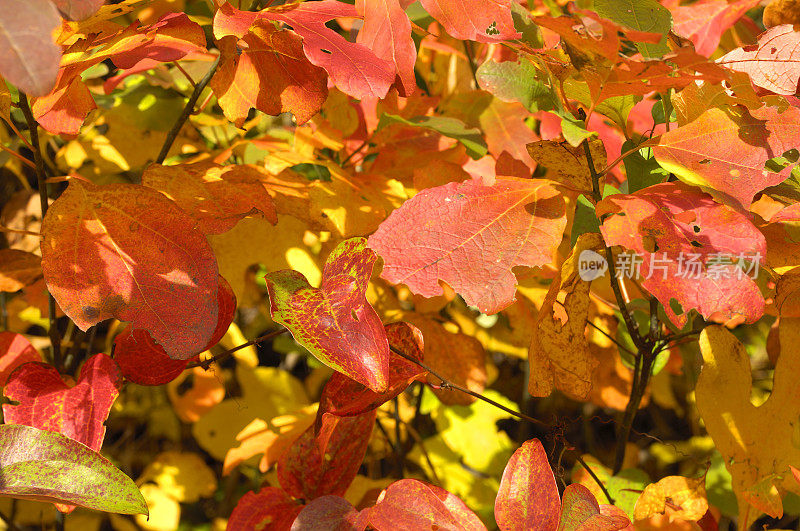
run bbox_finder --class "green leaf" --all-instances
[593,0,672,58]
[621,141,668,192]
[0,424,147,515]
[476,59,558,112]
[378,113,488,159]
[564,79,637,130]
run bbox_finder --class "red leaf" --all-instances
[41,180,220,359]
[114,275,235,385]
[368,479,486,531]
[718,25,800,95]
[210,20,328,127]
[597,182,766,326]
[114,328,192,386]
[495,439,560,531]
[102,13,209,93]
[50,0,105,21]
[293,495,369,530]
[319,322,425,417]
[266,237,390,392]
[653,106,800,209]
[2,353,121,452]
[214,2,395,99]
[368,177,566,314]
[142,161,278,234]
[559,484,630,531]
[0,0,62,96]
[0,249,42,292]
[32,14,207,134]
[420,0,520,43]
[228,487,302,531]
[672,0,759,57]
[0,332,43,386]
[277,411,376,501]
[356,0,417,96]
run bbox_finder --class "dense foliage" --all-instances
[1,0,800,529]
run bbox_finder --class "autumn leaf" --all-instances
[672,0,759,56]
[369,177,566,315]
[495,438,560,531]
[213,1,395,100]
[633,476,708,523]
[529,234,602,401]
[319,322,425,417]
[294,495,369,530]
[40,179,220,359]
[277,410,376,501]
[559,484,631,531]
[51,0,105,21]
[356,0,417,97]
[0,0,62,97]
[227,487,301,530]
[0,332,43,386]
[653,106,800,209]
[718,24,800,95]
[419,0,520,43]
[3,353,121,452]
[526,139,606,193]
[0,424,147,514]
[167,366,225,423]
[0,249,43,292]
[695,322,800,523]
[137,452,217,504]
[597,182,766,326]
[210,20,328,127]
[142,161,277,234]
[266,237,390,392]
[368,479,487,530]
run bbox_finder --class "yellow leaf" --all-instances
[633,476,708,522]
[696,321,800,525]
[208,215,321,305]
[193,365,309,460]
[529,233,602,400]
[223,403,318,475]
[135,484,180,531]
[138,452,217,503]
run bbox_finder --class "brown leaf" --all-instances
[0,249,42,292]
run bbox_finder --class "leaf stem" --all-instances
[18,92,61,370]
[185,328,289,369]
[155,54,220,164]
[571,451,615,505]
[389,345,549,428]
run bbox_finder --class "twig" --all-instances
[571,452,615,505]
[18,92,61,369]
[0,508,21,531]
[0,143,36,169]
[585,320,635,357]
[392,396,405,477]
[171,61,196,86]
[0,225,40,237]
[1,115,34,152]
[583,138,649,353]
[463,41,480,88]
[155,54,220,164]
[185,328,288,369]
[389,346,549,428]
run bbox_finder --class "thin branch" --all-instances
[0,225,40,237]
[18,92,61,369]
[585,320,635,357]
[185,328,288,369]
[463,41,480,88]
[155,54,220,164]
[0,143,36,169]
[613,348,655,474]
[583,138,649,353]
[1,115,34,152]
[171,61,196,86]
[597,137,659,178]
[571,452,615,505]
[390,345,550,428]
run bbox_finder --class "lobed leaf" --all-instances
[3,353,121,452]
[368,177,566,315]
[266,237,390,392]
